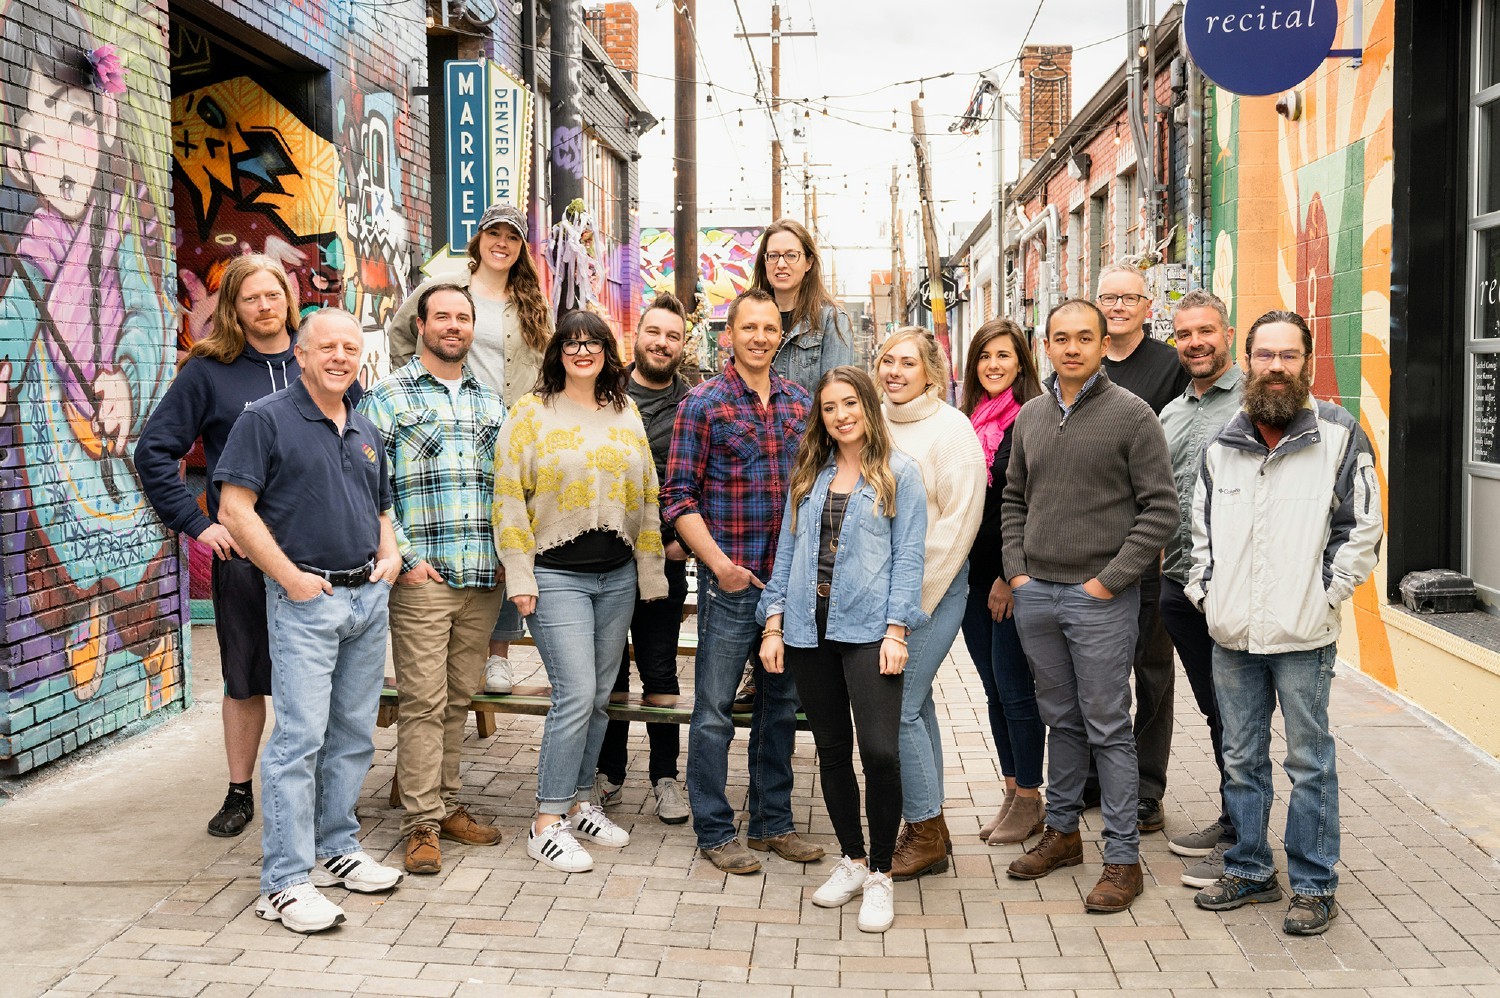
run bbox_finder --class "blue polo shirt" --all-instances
[214,378,392,572]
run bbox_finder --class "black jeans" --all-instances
[597,558,689,784]
[785,620,904,872]
[1159,576,1235,839]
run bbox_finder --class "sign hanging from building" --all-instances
[435,59,534,271]
[1183,0,1339,96]
[918,271,961,311]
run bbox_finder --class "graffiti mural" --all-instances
[640,226,762,320]
[0,0,183,773]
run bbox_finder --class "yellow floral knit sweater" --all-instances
[493,392,668,600]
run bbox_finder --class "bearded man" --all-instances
[1183,310,1383,937]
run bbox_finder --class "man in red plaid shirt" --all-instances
[662,288,825,875]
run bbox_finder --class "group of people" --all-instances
[134,202,1380,941]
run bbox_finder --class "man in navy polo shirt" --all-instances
[217,308,404,935]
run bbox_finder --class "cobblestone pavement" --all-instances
[5,626,1500,997]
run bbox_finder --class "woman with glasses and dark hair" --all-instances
[751,218,856,399]
[492,310,668,874]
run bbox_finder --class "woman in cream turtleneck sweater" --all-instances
[875,328,987,881]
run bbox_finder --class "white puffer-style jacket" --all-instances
[1185,398,1382,654]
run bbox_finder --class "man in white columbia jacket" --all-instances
[1184,310,1382,937]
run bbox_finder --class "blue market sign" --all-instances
[1184,0,1339,96]
[442,59,535,253]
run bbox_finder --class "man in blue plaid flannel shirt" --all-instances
[360,283,508,875]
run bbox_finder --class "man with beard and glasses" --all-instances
[360,284,508,874]
[592,293,695,824]
[1158,291,1242,889]
[1185,310,1382,937]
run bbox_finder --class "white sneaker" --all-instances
[309,851,404,893]
[653,777,690,825]
[570,801,630,847]
[858,870,895,932]
[813,856,868,908]
[483,655,513,694]
[255,883,345,934]
[528,817,593,873]
[592,772,623,808]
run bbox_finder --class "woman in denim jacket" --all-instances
[757,366,928,933]
[752,219,858,399]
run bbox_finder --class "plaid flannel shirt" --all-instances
[660,361,810,581]
[358,359,506,587]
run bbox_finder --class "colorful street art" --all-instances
[1209,0,1395,688]
[640,226,762,321]
[0,0,184,773]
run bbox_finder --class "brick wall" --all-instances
[0,0,431,775]
[1019,45,1073,161]
[586,3,638,79]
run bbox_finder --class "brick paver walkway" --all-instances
[9,630,1500,997]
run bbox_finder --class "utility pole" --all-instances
[890,164,903,328]
[673,0,698,315]
[911,99,951,376]
[548,0,583,225]
[801,148,810,228]
[735,3,815,220]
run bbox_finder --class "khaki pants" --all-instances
[389,581,505,836]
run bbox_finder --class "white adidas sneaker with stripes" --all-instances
[309,851,404,893]
[255,882,345,934]
[528,817,594,873]
[570,801,630,847]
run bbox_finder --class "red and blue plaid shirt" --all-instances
[661,361,811,581]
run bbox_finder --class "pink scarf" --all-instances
[970,390,1022,485]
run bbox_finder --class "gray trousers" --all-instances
[1012,579,1142,864]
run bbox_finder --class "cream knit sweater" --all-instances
[883,393,987,614]
[493,393,668,601]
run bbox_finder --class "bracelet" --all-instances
[762,628,783,639]
[884,634,908,647]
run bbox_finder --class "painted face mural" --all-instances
[0,0,181,769]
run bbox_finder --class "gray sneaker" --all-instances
[1169,820,1225,857]
[653,777,689,824]
[1181,841,1227,888]
[592,773,623,808]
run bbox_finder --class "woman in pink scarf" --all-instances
[959,319,1048,846]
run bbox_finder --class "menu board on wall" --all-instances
[1477,352,1500,464]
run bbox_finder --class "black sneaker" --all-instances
[1137,796,1165,832]
[207,789,255,837]
[1194,872,1283,911]
[1284,894,1339,935]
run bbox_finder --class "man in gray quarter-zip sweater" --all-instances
[999,299,1176,915]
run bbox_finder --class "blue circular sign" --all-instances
[1184,0,1339,96]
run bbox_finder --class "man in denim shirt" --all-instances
[661,288,824,875]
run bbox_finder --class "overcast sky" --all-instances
[629,0,1141,298]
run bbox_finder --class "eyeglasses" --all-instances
[561,338,606,356]
[1250,349,1306,366]
[1097,293,1146,307]
[765,251,805,265]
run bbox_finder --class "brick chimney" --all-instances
[1018,44,1072,161]
[585,3,639,79]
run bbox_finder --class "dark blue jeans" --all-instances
[598,558,689,784]
[1214,642,1340,896]
[1159,577,1234,840]
[961,580,1045,789]
[686,578,798,849]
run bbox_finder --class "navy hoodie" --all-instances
[137,342,303,538]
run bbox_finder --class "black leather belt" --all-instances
[816,582,832,598]
[296,561,373,587]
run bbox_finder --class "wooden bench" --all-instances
[376,682,806,808]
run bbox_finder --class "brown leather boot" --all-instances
[1085,862,1144,913]
[933,811,953,855]
[1005,825,1083,880]
[890,816,950,881]
[980,790,1017,841]
[404,826,441,874]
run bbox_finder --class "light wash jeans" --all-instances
[1213,641,1340,896]
[527,563,638,814]
[686,577,798,849]
[260,577,391,894]
[899,564,969,823]
[1012,578,1141,864]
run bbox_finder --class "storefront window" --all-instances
[1468,0,1500,602]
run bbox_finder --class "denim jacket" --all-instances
[771,305,857,400]
[757,450,930,647]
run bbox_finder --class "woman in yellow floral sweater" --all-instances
[494,310,668,873]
